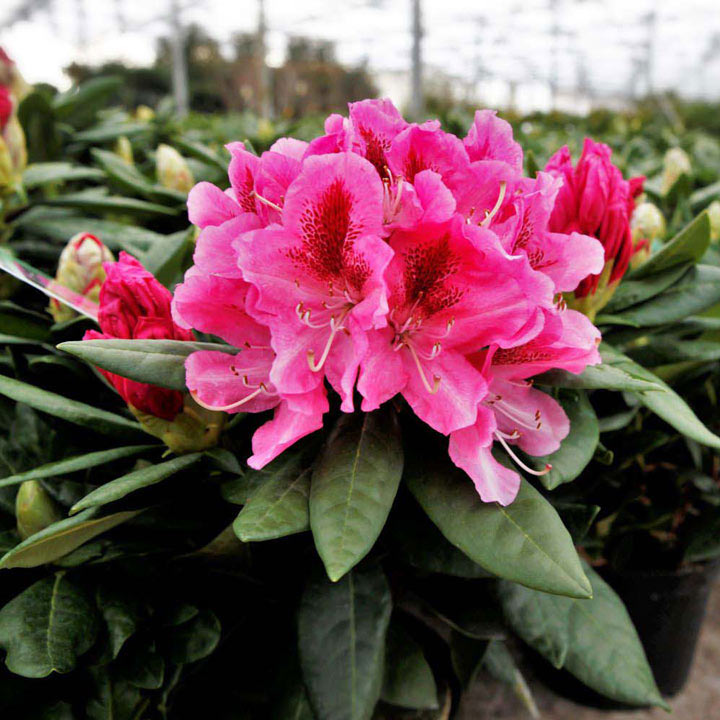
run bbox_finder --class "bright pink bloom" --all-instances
[449,308,600,504]
[84,253,193,420]
[358,214,553,435]
[545,138,645,297]
[492,172,605,293]
[0,86,12,131]
[463,109,523,172]
[235,152,393,412]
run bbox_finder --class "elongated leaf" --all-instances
[310,408,403,582]
[70,453,203,514]
[627,338,720,367]
[59,339,235,391]
[405,455,591,598]
[483,640,539,719]
[498,565,668,708]
[173,136,228,171]
[536,391,599,490]
[0,573,97,678]
[607,265,720,327]
[74,122,149,144]
[604,262,690,313]
[299,564,391,720]
[0,301,51,341]
[23,162,105,189]
[629,211,710,279]
[43,193,179,217]
[234,460,311,541]
[0,375,145,438]
[0,445,158,488]
[381,622,438,710]
[601,344,720,449]
[0,509,140,569]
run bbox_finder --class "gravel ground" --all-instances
[458,584,720,720]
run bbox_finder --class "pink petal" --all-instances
[187,182,240,228]
[464,109,523,172]
[358,327,409,412]
[194,213,261,278]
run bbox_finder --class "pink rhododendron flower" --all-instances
[167,97,605,504]
[545,138,645,298]
[84,252,193,420]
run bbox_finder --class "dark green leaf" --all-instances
[0,573,97,677]
[43,192,179,217]
[299,564,391,720]
[405,455,591,598]
[70,453,203,514]
[498,565,667,708]
[310,408,403,581]
[536,390,598,490]
[23,162,105,189]
[161,609,220,664]
[59,338,236,391]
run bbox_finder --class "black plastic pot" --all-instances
[603,559,720,697]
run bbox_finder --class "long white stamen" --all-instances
[253,191,283,213]
[481,181,507,227]
[495,432,551,476]
[307,309,350,372]
[492,398,541,432]
[191,384,266,412]
[407,343,441,394]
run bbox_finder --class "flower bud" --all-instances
[49,233,114,323]
[114,136,134,166]
[660,147,691,196]
[0,47,30,101]
[156,144,194,193]
[16,480,62,540]
[135,105,155,122]
[632,202,666,243]
[0,85,26,191]
[707,200,720,244]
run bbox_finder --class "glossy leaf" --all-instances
[70,453,203,514]
[0,445,158,489]
[59,338,235,391]
[310,408,403,582]
[0,573,97,678]
[299,564,391,720]
[0,509,140,569]
[498,565,668,708]
[23,162,105,189]
[405,455,591,598]
[603,262,691,314]
[0,375,145,439]
[535,390,599,490]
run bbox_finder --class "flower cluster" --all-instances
[173,100,609,504]
[0,48,27,191]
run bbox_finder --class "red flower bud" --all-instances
[0,86,12,132]
[546,138,644,299]
[83,252,194,420]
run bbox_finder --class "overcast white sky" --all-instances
[2,0,719,112]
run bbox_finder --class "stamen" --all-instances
[481,181,508,227]
[494,432,552,476]
[307,308,350,372]
[190,384,267,412]
[407,343,441,394]
[253,191,283,213]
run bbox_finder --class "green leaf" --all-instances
[627,338,720,367]
[53,77,122,119]
[0,375,145,439]
[70,453,203,514]
[58,338,236,391]
[0,445,158,488]
[405,454,591,598]
[0,301,51,341]
[381,622,438,710]
[606,265,720,327]
[86,666,144,720]
[482,641,539,719]
[74,122,149,144]
[43,193,179,217]
[299,564,391,720]
[233,453,311,541]
[498,565,668,708]
[23,162,105,189]
[628,211,710,279]
[310,408,403,582]
[161,609,221,664]
[684,514,720,562]
[536,345,661,392]
[601,343,720,449]
[0,573,97,678]
[140,229,193,287]
[172,136,228,171]
[536,391,599,490]
[0,509,140,569]
[604,262,691,314]
[96,585,141,660]
[18,92,61,162]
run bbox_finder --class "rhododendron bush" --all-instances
[1,76,720,719]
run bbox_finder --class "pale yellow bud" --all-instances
[135,105,155,122]
[114,136,134,166]
[16,481,62,540]
[0,116,26,192]
[49,233,114,322]
[660,147,691,196]
[632,202,666,243]
[156,144,194,194]
[707,201,720,243]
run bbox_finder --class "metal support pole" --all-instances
[410,0,424,119]
[169,0,189,117]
